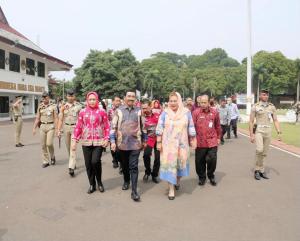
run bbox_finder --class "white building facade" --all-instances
[0,7,72,118]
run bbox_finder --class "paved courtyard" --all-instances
[0,120,299,241]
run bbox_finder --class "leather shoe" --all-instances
[254,171,261,180]
[15,144,22,147]
[42,163,50,168]
[98,184,105,193]
[112,162,119,168]
[87,185,96,194]
[143,174,149,182]
[209,178,217,186]
[168,195,175,200]
[175,184,180,190]
[198,178,206,186]
[69,168,74,177]
[131,192,140,202]
[259,172,269,179]
[122,182,130,190]
[152,176,159,184]
[50,157,56,165]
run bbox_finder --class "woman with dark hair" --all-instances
[72,92,110,194]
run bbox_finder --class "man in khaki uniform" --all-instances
[249,89,282,180]
[13,96,24,147]
[57,89,82,177]
[33,92,58,168]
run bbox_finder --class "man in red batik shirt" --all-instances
[141,99,160,184]
[192,95,221,186]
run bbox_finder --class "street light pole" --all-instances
[246,0,253,115]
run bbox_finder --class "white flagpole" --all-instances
[246,0,253,115]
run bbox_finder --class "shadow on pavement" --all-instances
[103,176,124,191]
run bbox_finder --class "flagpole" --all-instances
[246,0,253,115]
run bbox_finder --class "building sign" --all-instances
[17,83,27,91]
[0,81,44,92]
[0,81,16,90]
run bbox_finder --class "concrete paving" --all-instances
[0,121,299,241]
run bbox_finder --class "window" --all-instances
[0,96,9,114]
[0,49,5,69]
[37,61,45,77]
[26,58,35,75]
[9,52,20,72]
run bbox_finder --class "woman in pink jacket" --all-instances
[72,92,110,194]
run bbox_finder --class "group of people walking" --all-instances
[11,87,281,202]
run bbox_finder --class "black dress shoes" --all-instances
[50,157,56,165]
[168,195,175,200]
[15,144,23,147]
[259,172,269,179]
[143,174,149,182]
[198,178,206,186]
[87,185,96,194]
[69,168,75,177]
[98,184,105,193]
[112,161,119,168]
[131,192,140,202]
[254,171,261,180]
[122,182,130,190]
[152,176,159,184]
[209,178,217,186]
[42,163,50,168]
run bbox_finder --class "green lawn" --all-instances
[239,109,289,115]
[238,123,300,147]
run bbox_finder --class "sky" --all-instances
[1,0,299,80]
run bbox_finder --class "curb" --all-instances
[238,128,300,156]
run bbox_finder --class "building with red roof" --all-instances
[0,6,72,118]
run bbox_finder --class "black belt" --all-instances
[41,122,54,124]
[65,123,76,126]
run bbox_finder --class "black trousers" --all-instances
[221,125,228,142]
[82,146,103,186]
[119,150,140,192]
[227,118,238,137]
[143,144,160,177]
[195,147,218,179]
[111,149,122,167]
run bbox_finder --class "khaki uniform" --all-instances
[13,101,23,144]
[251,101,277,172]
[60,102,82,169]
[37,103,57,164]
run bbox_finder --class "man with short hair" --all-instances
[13,96,24,147]
[249,89,282,180]
[108,96,122,171]
[110,91,146,202]
[193,95,221,186]
[57,89,82,176]
[33,92,58,168]
[185,97,194,111]
[218,99,231,145]
[141,99,160,184]
[227,97,239,138]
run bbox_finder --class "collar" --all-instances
[125,104,135,110]
[200,107,211,113]
[259,101,269,107]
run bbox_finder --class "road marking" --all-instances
[238,132,300,158]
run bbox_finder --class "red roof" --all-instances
[0,7,29,40]
[0,7,72,70]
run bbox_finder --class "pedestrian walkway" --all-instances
[0,122,299,241]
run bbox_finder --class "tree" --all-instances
[73,49,141,98]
